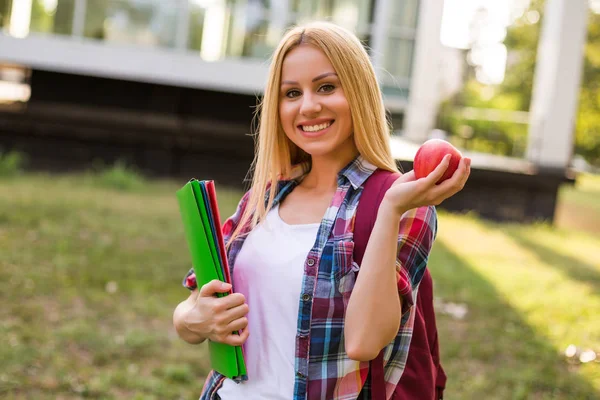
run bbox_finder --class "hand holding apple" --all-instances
[380,142,471,217]
[414,139,462,184]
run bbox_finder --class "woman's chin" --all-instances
[295,143,335,158]
[288,131,356,161]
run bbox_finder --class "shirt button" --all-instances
[307,258,315,266]
[296,371,306,378]
[302,293,312,301]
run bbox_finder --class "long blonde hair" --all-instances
[228,21,399,247]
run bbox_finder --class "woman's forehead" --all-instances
[281,45,337,81]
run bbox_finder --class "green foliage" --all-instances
[0,150,27,177]
[497,0,544,111]
[88,159,146,191]
[440,0,600,166]
[576,11,600,166]
[29,0,55,33]
[437,81,529,157]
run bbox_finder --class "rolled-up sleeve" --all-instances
[182,268,197,290]
[395,205,437,322]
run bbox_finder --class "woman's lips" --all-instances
[297,120,334,138]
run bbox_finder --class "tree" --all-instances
[576,10,600,165]
[441,0,600,166]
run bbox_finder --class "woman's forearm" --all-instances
[345,202,406,361]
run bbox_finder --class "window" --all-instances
[381,0,420,99]
[390,0,418,30]
[84,0,178,47]
[384,36,414,80]
[1,0,76,37]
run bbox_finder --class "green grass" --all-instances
[1,171,599,399]
[556,172,600,235]
[0,150,27,178]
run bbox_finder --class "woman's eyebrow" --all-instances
[281,72,338,86]
[312,72,337,82]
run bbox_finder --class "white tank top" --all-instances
[217,204,319,399]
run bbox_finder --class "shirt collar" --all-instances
[272,154,377,206]
[337,154,377,190]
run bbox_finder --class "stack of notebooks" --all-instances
[176,179,247,381]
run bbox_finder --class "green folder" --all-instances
[176,179,247,381]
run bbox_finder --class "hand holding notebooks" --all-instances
[176,179,247,381]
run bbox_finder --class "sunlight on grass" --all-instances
[0,173,230,399]
[556,172,600,234]
[435,212,600,397]
[2,172,599,399]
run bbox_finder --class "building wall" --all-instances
[0,0,420,108]
[0,0,424,176]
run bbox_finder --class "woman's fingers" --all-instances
[199,279,231,297]
[424,154,451,186]
[393,170,416,185]
[213,314,249,344]
[216,292,247,311]
[224,326,250,347]
[429,157,471,202]
[220,303,249,324]
[226,316,249,333]
[385,155,471,210]
[451,157,471,190]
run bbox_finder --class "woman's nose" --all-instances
[299,93,322,115]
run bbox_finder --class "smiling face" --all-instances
[278,44,357,163]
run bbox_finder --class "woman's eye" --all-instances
[286,89,301,98]
[318,84,335,93]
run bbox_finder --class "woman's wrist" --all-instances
[379,194,408,221]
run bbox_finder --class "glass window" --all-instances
[0,0,11,30]
[84,0,178,47]
[390,0,419,30]
[291,0,373,33]
[28,0,61,35]
[52,0,74,35]
[225,0,280,59]
[384,37,414,79]
[382,85,409,99]
[1,0,75,36]
[188,0,291,61]
[187,2,205,52]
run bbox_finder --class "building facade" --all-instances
[0,0,424,183]
[0,0,585,223]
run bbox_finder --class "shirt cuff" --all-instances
[182,268,197,290]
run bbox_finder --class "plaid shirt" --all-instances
[182,155,437,400]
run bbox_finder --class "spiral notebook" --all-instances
[176,179,247,381]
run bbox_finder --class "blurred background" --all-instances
[0,0,599,399]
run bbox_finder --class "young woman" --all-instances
[173,22,471,400]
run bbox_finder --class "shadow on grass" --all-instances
[504,229,600,296]
[430,240,599,400]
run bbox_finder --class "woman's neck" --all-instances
[300,148,359,193]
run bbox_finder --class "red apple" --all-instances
[413,139,462,184]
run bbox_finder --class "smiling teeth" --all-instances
[302,121,332,132]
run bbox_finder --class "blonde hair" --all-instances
[228,21,399,247]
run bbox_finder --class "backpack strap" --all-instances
[353,169,400,265]
[354,168,400,400]
[354,169,447,400]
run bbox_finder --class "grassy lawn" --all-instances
[556,173,600,235]
[1,170,599,399]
